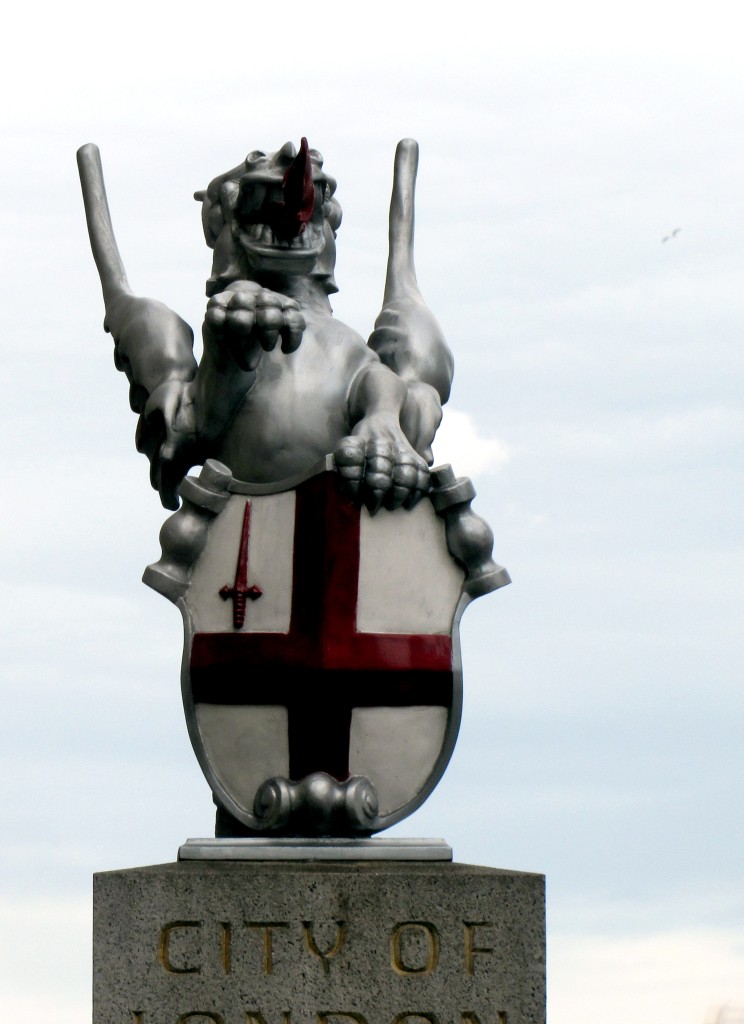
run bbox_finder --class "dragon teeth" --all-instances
[243,223,318,249]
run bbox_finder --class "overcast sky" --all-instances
[2,1,743,1022]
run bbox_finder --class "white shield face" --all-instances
[179,468,467,834]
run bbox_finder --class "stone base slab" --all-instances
[93,860,545,1024]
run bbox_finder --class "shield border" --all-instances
[143,454,508,835]
[175,459,470,835]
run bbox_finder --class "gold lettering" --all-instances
[158,920,203,974]
[390,922,440,976]
[244,921,289,975]
[461,1012,507,1024]
[302,920,347,975]
[245,1012,292,1024]
[463,922,494,976]
[317,1014,368,1024]
[176,1015,225,1024]
[220,921,232,974]
[391,1015,440,1024]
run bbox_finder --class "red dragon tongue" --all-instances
[280,137,315,236]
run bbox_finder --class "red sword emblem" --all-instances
[219,501,263,629]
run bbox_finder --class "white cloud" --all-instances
[432,408,511,477]
[704,1009,744,1024]
[550,928,744,1024]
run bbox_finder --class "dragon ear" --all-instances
[196,170,241,248]
[312,218,339,296]
[205,223,244,297]
[194,187,221,249]
[324,195,342,234]
[196,184,232,251]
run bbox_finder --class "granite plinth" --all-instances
[93,860,545,1024]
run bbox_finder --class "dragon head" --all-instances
[196,139,342,297]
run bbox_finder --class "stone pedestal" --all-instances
[93,860,545,1024]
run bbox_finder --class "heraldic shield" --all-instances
[144,457,508,837]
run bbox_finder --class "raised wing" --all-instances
[369,139,454,405]
[77,144,198,508]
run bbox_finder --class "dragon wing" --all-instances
[367,140,454,464]
[77,144,198,509]
[368,139,454,405]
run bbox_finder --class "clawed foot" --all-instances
[205,281,305,371]
[334,435,429,513]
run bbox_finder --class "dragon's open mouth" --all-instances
[233,138,328,272]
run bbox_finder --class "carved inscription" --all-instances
[390,922,440,976]
[177,1015,225,1024]
[462,1014,507,1024]
[131,1014,508,1024]
[303,921,347,975]
[142,918,509,1024]
[158,921,203,974]
[221,922,232,974]
[317,1015,368,1024]
[244,922,290,975]
[462,924,494,976]
[156,919,496,978]
[390,1016,438,1024]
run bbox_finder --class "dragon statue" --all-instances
[77,138,453,509]
[78,138,509,840]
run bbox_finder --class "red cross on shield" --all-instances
[178,467,468,835]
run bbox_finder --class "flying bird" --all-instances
[662,228,682,243]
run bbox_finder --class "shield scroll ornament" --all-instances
[145,457,508,836]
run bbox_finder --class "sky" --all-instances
[1,1,743,1021]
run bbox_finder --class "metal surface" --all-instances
[140,458,505,836]
[178,837,453,861]
[168,466,468,836]
[78,139,454,512]
[79,138,511,839]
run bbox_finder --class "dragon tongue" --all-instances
[278,137,315,237]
